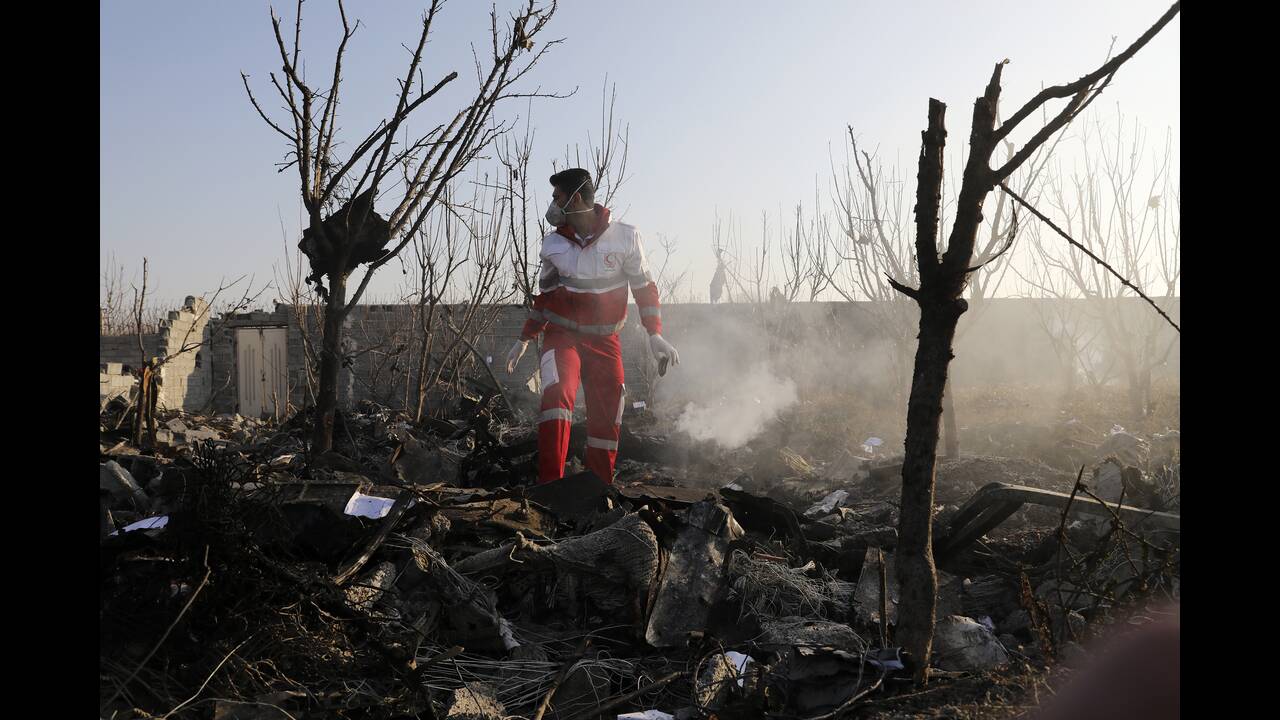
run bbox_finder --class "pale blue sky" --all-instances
[101,0,1179,306]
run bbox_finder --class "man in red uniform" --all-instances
[505,168,679,484]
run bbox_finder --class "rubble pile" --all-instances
[100,393,1180,719]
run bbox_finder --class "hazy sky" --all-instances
[101,0,1179,307]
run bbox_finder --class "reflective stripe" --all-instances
[539,408,573,423]
[559,274,628,290]
[542,310,626,336]
[586,436,619,451]
[542,281,630,295]
[542,310,578,330]
[615,384,626,425]
[540,349,559,387]
[579,321,626,335]
[639,306,661,318]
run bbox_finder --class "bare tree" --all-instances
[824,131,920,406]
[409,187,467,421]
[414,175,516,417]
[243,0,562,452]
[778,185,835,302]
[652,233,691,302]
[887,3,1179,683]
[556,76,631,211]
[938,80,1093,457]
[498,105,544,307]
[1023,110,1179,422]
[102,254,167,336]
[273,214,325,406]
[1015,217,1113,395]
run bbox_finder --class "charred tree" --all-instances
[889,2,1179,683]
[243,0,562,452]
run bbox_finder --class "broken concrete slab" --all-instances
[852,547,898,626]
[100,460,151,512]
[932,615,1010,672]
[645,500,740,647]
[803,489,850,519]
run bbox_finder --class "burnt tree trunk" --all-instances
[897,299,965,676]
[313,272,348,453]
[896,80,1001,684]
[891,4,1178,684]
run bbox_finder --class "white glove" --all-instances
[506,339,529,374]
[649,334,680,366]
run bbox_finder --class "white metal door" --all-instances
[237,327,288,418]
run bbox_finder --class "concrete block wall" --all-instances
[155,296,214,412]
[107,295,1179,417]
[98,296,213,412]
[100,334,161,366]
[100,363,136,406]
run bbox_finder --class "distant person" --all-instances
[710,247,727,303]
[506,169,679,484]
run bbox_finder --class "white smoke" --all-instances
[674,362,798,449]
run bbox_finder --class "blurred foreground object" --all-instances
[1034,605,1179,720]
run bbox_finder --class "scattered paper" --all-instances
[344,491,398,519]
[804,489,849,519]
[865,647,906,671]
[269,453,296,468]
[724,650,753,687]
[632,400,648,409]
[618,711,674,720]
[862,436,885,454]
[110,515,169,536]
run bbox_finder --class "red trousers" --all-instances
[536,326,625,484]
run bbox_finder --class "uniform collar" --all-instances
[555,204,611,247]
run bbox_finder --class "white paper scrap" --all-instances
[110,515,169,536]
[724,651,753,687]
[344,491,398,519]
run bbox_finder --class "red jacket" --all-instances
[520,205,663,340]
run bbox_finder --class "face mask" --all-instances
[545,178,592,226]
